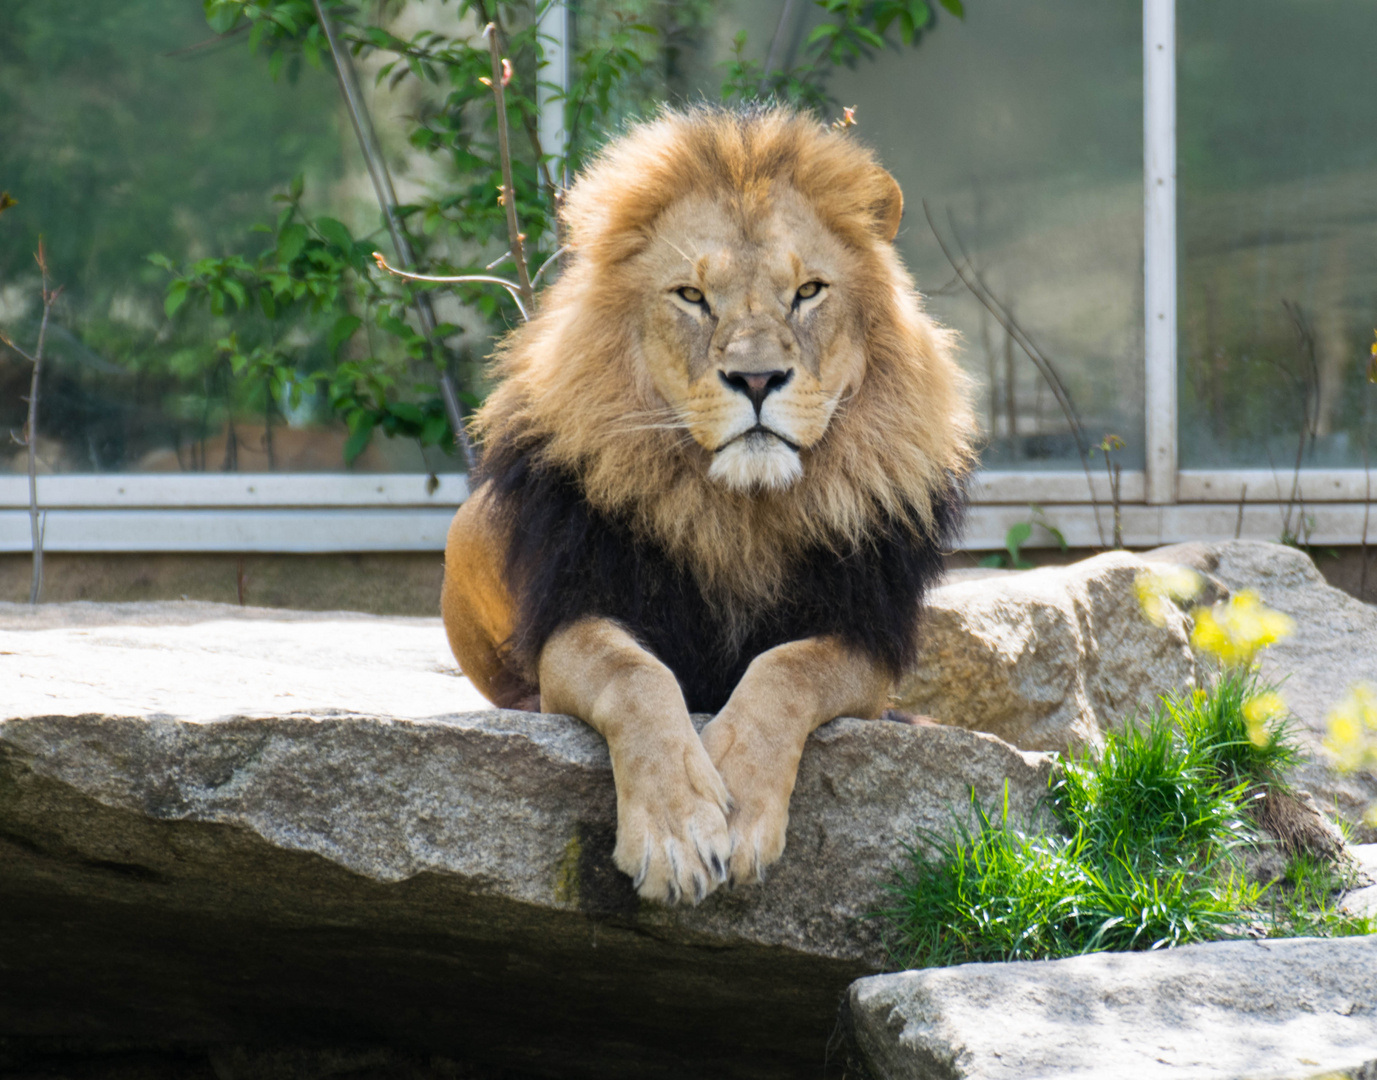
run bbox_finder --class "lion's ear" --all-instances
[871,167,904,243]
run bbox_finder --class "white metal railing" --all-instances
[2,467,1372,552]
[1143,0,1177,505]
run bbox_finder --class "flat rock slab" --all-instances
[849,936,1377,1080]
[0,601,1053,1079]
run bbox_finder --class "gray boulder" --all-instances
[848,935,1377,1080]
[0,602,1053,1079]
[895,551,1201,752]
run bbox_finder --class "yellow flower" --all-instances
[1190,590,1294,668]
[1324,682,1377,774]
[1134,566,1204,627]
[1242,690,1286,747]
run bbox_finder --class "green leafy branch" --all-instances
[152,176,464,464]
[722,0,965,107]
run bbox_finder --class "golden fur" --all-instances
[474,106,976,608]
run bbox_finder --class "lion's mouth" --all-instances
[714,424,801,455]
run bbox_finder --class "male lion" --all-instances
[442,106,975,905]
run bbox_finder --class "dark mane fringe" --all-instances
[482,434,964,715]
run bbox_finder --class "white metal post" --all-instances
[1143,0,1177,504]
[536,0,570,187]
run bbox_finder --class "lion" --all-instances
[441,105,976,906]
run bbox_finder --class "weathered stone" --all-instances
[894,550,1202,752]
[848,936,1377,1080]
[0,602,1053,1080]
[1342,844,1377,920]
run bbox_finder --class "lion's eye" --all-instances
[794,281,826,306]
[676,286,706,306]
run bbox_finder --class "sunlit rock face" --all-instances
[0,600,1052,1079]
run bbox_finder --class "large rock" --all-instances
[0,602,1053,1080]
[899,541,1377,840]
[848,935,1377,1080]
[895,551,1201,752]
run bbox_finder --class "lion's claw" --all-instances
[701,714,795,888]
[611,734,732,906]
[616,826,729,906]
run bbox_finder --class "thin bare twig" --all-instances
[761,0,799,91]
[371,254,529,322]
[923,201,1107,547]
[163,24,250,58]
[1100,436,1125,549]
[1,240,62,604]
[311,0,475,470]
[474,2,558,193]
[482,23,535,312]
[1280,300,1321,545]
[1235,482,1248,541]
[1362,375,1372,602]
[530,244,569,288]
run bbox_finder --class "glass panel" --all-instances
[1179,1,1377,471]
[573,0,1147,472]
[0,0,443,475]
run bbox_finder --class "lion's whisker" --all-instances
[615,423,691,434]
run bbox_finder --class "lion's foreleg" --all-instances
[538,618,733,905]
[699,637,891,885]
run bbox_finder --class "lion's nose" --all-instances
[719,369,794,416]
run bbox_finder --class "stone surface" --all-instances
[0,601,1053,1080]
[895,550,1202,752]
[848,936,1377,1080]
[0,550,448,613]
[1343,844,1377,920]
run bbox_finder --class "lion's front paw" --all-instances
[699,718,797,887]
[611,735,732,906]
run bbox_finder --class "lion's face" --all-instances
[633,185,868,493]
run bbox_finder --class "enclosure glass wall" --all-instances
[826,2,1146,472]
[0,0,447,475]
[1178,0,1377,473]
[576,0,1147,473]
[9,0,1377,489]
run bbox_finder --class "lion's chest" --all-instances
[496,461,954,714]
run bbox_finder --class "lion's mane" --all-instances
[475,106,976,712]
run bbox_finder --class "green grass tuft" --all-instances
[884,812,1088,968]
[1266,851,1375,939]
[882,674,1371,970]
[883,801,1258,970]
[1053,716,1249,860]
[1161,666,1302,790]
